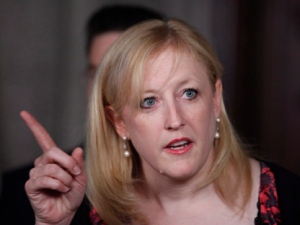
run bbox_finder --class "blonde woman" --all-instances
[23,19,300,225]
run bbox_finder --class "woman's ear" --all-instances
[213,79,222,118]
[105,106,128,138]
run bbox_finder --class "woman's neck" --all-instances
[133,159,260,225]
[137,149,215,202]
[135,163,216,214]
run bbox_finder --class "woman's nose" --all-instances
[164,100,185,130]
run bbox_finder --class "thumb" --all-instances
[71,147,87,185]
[71,147,85,169]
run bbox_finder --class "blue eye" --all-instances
[140,97,156,108]
[183,88,198,99]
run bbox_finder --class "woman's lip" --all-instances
[164,137,193,155]
[165,137,192,147]
[164,142,193,155]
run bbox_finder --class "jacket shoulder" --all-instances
[264,161,300,224]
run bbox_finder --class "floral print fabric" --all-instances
[258,162,281,225]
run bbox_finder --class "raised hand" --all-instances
[21,110,87,225]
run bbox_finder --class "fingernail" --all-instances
[73,166,81,175]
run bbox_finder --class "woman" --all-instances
[24,19,299,225]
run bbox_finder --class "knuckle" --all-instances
[46,147,57,156]
[39,176,49,187]
[34,157,42,166]
[47,163,60,175]
[24,179,31,191]
[29,167,36,178]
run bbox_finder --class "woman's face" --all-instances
[114,48,222,182]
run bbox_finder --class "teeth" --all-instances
[169,141,189,149]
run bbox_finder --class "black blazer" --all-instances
[266,162,300,225]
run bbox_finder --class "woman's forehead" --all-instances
[144,47,204,79]
[142,48,208,89]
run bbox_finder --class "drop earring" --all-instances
[123,136,130,157]
[215,118,220,139]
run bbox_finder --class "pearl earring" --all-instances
[215,118,220,139]
[123,136,130,157]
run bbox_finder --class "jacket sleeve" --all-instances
[70,196,92,225]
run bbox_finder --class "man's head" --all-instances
[85,4,164,95]
[86,4,164,70]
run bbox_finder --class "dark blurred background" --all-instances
[0,0,299,182]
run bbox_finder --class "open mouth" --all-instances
[166,140,190,150]
[164,138,193,154]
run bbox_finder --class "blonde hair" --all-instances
[86,19,252,225]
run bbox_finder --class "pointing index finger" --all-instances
[20,110,57,152]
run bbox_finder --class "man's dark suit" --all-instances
[0,164,35,225]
